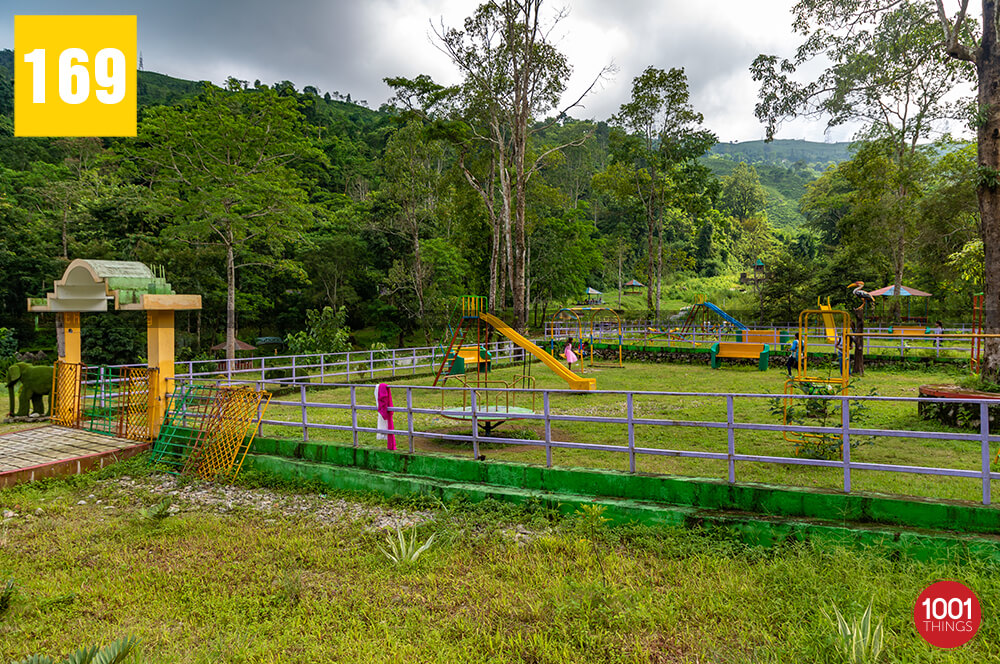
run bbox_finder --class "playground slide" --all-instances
[478,312,596,391]
[817,297,837,343]
[701,302,748,331]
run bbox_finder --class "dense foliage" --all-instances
[0,2,985,359]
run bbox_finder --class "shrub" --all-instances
[0,327,16,357]
[768,380,877,460]
[285,306,351,355]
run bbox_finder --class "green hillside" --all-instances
[701,154,825,229]
[136,70,204,107]
[710,138,852,167]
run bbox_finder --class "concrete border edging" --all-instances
[247,438,1000,537]
[246,453,1000,562]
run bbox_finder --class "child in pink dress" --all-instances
[564,337,578,369]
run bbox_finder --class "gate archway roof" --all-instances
[27,259,201,313]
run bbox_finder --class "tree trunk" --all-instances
[524,241,531,331]
[656,215,663,324]
[226,240,236,362]
[891,226,905,322]
[646,208,655,312]
[978,0,1000,379]
[490,223,500,312]
[617,248,623,309]
[412,230,426,322]
[851,310,865,377]
[61,209,69,259]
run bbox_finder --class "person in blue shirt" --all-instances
[786,332,799,377]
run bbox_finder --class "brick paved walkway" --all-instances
[0,426,149,487]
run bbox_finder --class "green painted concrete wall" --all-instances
[245,453,1000,563]
[248,438,1000,537]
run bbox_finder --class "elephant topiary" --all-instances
[6,362,54,417]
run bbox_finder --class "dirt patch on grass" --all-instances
[102,474,434,531]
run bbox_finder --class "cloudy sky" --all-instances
[2,0,875,141]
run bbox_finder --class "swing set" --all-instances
[547,306,623,369]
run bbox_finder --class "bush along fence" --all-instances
[170,327,972,389]
[200,379,1000,507]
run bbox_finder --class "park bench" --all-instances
[709,342,769,371]
[889,326,930,337]
[741,329,780,345]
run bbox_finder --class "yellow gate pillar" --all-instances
[52,312,83,426]
[61,312,81,364]
[146,310,175,439]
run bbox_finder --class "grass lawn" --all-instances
[1,458,998,663]
[256,358,998,505]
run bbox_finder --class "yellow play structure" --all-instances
[435,296,595,391]
[817,296,838,343]
[782,307,852,449]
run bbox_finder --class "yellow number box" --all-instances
[15,15,137,137]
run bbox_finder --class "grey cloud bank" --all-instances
[0,0,856,141]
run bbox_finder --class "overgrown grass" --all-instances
[2,474,999,662]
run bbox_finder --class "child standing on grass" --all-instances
[786,332,799,378]
[564,337,578,370]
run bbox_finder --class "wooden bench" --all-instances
[710,342,769,371]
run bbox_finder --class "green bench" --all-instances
[710,342,769,371]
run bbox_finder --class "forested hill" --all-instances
[0,48,891,356]
[0,48,386,120]
[709,139,852,168]
[700,140,853,230]
[0,48,841,233]
[0,47,852,171]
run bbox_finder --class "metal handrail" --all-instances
[194,378,1000,506]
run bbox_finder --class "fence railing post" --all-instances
[300,384,309,443]
[351,385,358,448]
[407,387,415,453]
[981,401,991,506]
[726,395,735,483]
[392,349,396,378]
[320,354,326,384]
[99,365,106,410]
[471,389,479,460]
[412,348,417,376]
[370,350,375,379]
[544,391,552,468]
[841,395,851,493]
[256,381,263,437]
[260,358,266,383]
[627,393,636,473]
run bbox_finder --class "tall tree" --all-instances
[751,2,1000,370]
[391,0,608,330]
[720,162,768,221]
[606,66,716,317]
[123,80,324,359]
[379,119,447,338]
